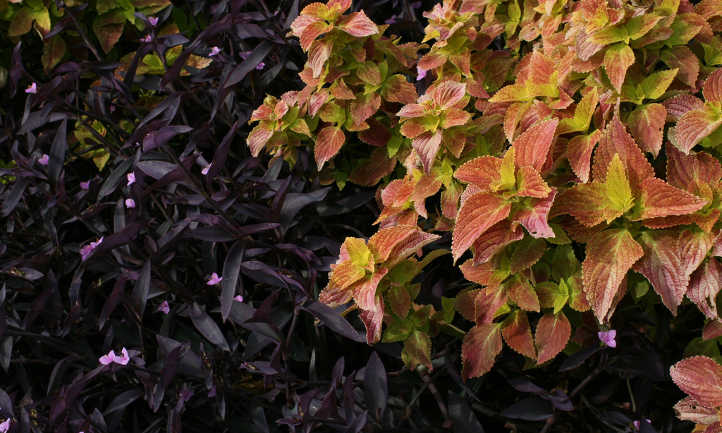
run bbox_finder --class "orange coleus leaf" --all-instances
[367,225,440,265]
[703,68,722,104]
[508,278,541,312]
[502,310,537,359]
[350,93,381,128]
[397,103,426,118]
[454,156,503,190]
[669,107,722,154]
[462,323,503,379]
[315,126,345,170]
[627,103,667,157]
[670,356,722,408]
[352,268,388,311]
[636,177,708,220]
[429,81,467,109]
[705,320,722,341]
[462,283,508,324]
[299,18,330,51]
[566,130,602,183]
[513,118,559,172]
[441,108,472,129]
[384,75,418,104]
[516,190,557,238]
[452,193,512,262]
[592,117,654,192]
[247,125,274,157]
[413,131,442,173]
[666,144,722,192]
[661,46,700,88]
[348,147,397,186]
[687,259,722,320]
[603,43,634,93]
[381,178,414,208]
[582,228,644,322]
[336,11,379,37]
[673,396,720,425]
[308,39,332,78]
[471,220,524,264]
[633,230,690,315]
[516,166,551,198]
[535,312,571,364]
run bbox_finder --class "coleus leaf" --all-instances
[634,177,707,220]
[308,39,332,78]
[516,166,551,198]
[502,310,536,359]
[666,143,722,192]
[660,46,700,88]
[582,228,644,322]
[462,323,503,380]
[566,130,602,183]
[360,295,384,344]
[663,94,705,121]
[402,330,433,371]
[471,221,524,264]
[670,356,722,408]
[429,81,467,109]
[534,312,571,365]
[633,230,689,315]
[687,259,722,320]
[315,126,345,170]
[508,278,541,312]
[247,125,274,157]
[454,156,503,190]
[673,396,720,425]
[513,118,559,172]
[603,43,635,93]
[558,88,598,134]
[353,268,389,313]
[413,131,442,173]
[703,69,722,104]
[591,117,654,192]
[336,11,379,37]
[639,68,678,100]
[368,225,440,266]
[669,105,722,154]
[627,103,667,156]
[452,193,512,262]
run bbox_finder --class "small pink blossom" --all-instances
[99,347,130,366]
[127,172,136,186]
[125,198,136,209]
[209,46,221,57]
[80,180,91,190]
[38,154,49,166]
[598,329,616,348]
[148,16,159,26]
[256,62,265,70]
[240,51,265,69]
[157,301,170,314]
[233,295,244,303]
[633,418,651,431]
[201,164,211,175]
[416,66,427,81]
[25,82,37,94]
[80,237,103,261]
[0,419,10,433]
[140,34,152,43]
[207,272,222,285]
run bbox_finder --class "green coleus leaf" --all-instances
[558,88,598,134]
[383,317,414,343]
[93,11,126,53]
[402,330,433,370]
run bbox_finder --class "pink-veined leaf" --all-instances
[308,39,332,78]
[381,178,414,208]
[535,312,571,364]
[397,103,426,118]
[352,268,389,312]
[315,126,345,170]
[429,81,467,109]
[327,0,352,13]
[704,320,722,341]
[636,177,708,220]
[669,107,722,154]
[592,117,654,191]
[516,166,552,198]
[670,356,722,408]
[454,156,503,190]
[633,231,688,314]
[359,295,384,344]
[300,20,330,51]
[604,43,635,93]
[384,75,418,104]
[452,193,512,262]
[582,229,644,322]
[666,144,722,191]
[368,225,440,264]
[663,94,705,121]
[661,46,700,88]
[471,221,524,264]
[687,259,722,320]
[459,260,506,287]
[703,68,722,104]
[442,108,472,128]
[516,190,557,238]
[247,125,273,157]
[566,130,602,183]
[508,277,541,312]
[673,396,720,425]
[300,2,329,18]
[627,103,667,156]
[502,310,536,359]
[513,118,559,172]
[337,11,379,37]
[462,323,503,379]
[412,131,442,173]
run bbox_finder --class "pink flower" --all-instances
[233,295,244,303]
[80,180,91,190]
[80,237,103,261]
[201,164,211,175]
[38,154,49,166]
[207,272,222,285]
[148,16,159,26]
[598,329,616,348]
[125,198,136,208]
[256,62,265,70]
[140,34,152,43]
[633,418,651,430]
[416,66,427,81]
[25,82,37,94]
[127,172,136,186]
[209,46,221,57]
[99,347,130,366]
[157,301,170,314]
[0,419,10,433]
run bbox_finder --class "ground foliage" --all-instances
[0,0,720,432]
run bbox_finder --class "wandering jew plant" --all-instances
[249,0,722,426]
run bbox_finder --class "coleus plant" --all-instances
[248,0,722,393]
